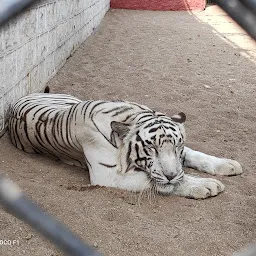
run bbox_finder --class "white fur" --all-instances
[83,143,242,199]
[183,147,243,176]
[9,94,243,200]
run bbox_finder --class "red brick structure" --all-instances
[111,0,206,11]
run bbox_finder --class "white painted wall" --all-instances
[0,0,110,135]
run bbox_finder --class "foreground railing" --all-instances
[0,175,101,256]
[0,0,255,255]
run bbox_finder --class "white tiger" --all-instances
[8,88,242,199]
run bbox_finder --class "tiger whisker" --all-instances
[137,179,152,207]
[144,181,157,206]
[147,183,154,205]
[151,182,157,204]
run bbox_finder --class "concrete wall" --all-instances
[111,0,205,11]
[0,0,110,136]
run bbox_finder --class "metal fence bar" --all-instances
[208,3,255,255]
[0,175,101,256]
[0,0,37,26]
[0,1,101,255]
[0,0,255,256]
[215,0,256,40]
[243,0,256,15]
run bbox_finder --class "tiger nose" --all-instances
[165,174,175,181]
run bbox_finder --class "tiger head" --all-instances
[111,112,186,188]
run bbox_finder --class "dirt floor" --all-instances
[1,5,256,256]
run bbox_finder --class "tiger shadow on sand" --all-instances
[8,87,242,199]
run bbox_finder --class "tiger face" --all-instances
[111,112,186,186]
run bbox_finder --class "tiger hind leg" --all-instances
[182,146,242,176]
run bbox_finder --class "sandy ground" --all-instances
[1,5,256,256]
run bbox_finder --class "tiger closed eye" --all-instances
[147,144,156,150]
[147,146,157,154]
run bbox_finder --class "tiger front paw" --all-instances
[213,159,242,176]
[173,175,225,199]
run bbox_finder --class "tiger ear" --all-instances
[171,112,186,123]
[111,121,131,140]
